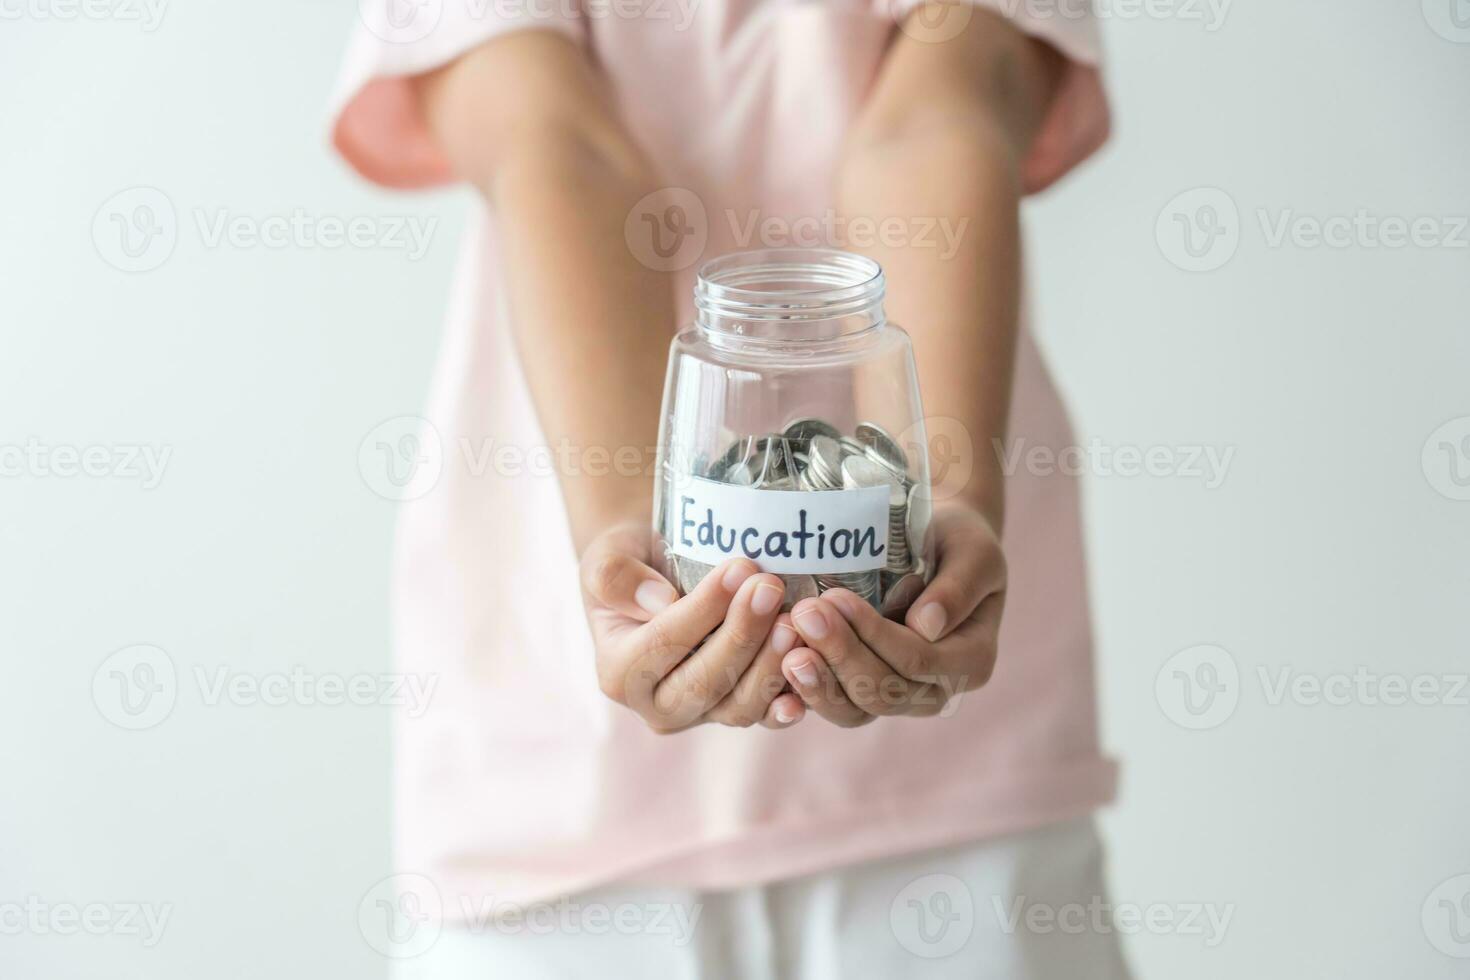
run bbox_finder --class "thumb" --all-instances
[580,536,679,622]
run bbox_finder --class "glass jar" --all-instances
[652,247,934,618]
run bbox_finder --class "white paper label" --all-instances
[667,475,891,574]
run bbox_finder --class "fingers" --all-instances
[789,596,938,717]
[760,692,806,729]
[829,583,1002,702]
[654,572,786,728]
[905,511,1005,643]
[601,558,752,714]
[704,615,800,728]
[820,588,936,679]
[781,646,873,728]
[930,590,1003,694]
[580,531,679,623]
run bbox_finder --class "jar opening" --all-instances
[694,248,885,341]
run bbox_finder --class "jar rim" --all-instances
[694,248,885,324]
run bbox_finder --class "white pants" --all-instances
[394,818,1132,980]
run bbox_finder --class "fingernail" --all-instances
[774,699,798,724]
[751,582,783,616]
[721,561,756,591]
[771,623,798,655]
[635,579,678,615]
[915,602,947,642]
[790,657,819,690]
[793,604,829,640]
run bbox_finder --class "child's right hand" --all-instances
[579,521,805,733]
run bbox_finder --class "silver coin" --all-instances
[879,571,926,620]
[724,460,756,486]
[841,454,906,506]
[802,435,844,490]
[751,435,795,485]
[780,573,819,611]
[816,570,881,603]
[855,422,909,478]
[673,556,714,595]
[782,417,842,448]
[905,482,934,563]
[711,434,787,487]
[711,435,756,482]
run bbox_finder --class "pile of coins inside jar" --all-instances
[665,418,931,618]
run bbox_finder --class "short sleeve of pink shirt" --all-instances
[328,0,1117,911]
[331,0,1109,194]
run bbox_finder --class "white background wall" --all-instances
[2,2,1466,978]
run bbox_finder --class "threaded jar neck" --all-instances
[693,248,886,345]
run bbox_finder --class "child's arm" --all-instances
[415,31,798,732]
[782,7,1083,724]
[415,31,672,552]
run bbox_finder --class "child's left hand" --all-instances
[780,502,1006,726]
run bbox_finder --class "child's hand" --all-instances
[579,522,806,733]
[781,503,1005,726]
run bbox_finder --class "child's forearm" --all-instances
[416,32,676,553]
[837,8,1063,529]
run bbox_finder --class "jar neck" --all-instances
[693,248,886,348]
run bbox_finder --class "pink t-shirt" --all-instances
[332,0,1116,910]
